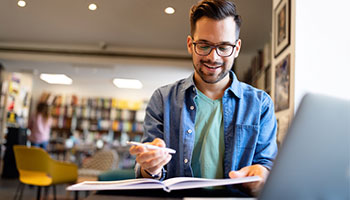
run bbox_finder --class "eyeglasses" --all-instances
[192,40,237,57]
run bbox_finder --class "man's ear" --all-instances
[233,39,242,58]
[187,36,193,55]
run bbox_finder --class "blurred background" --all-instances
[0,0,273,160]
[1,0,350,199]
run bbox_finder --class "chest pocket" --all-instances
[235,124,259,150]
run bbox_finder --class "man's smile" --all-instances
[201,61,223,71]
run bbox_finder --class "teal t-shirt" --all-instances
[191,89,225,179]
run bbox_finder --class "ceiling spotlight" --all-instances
[88,3,97,11]
[17,0,26,7]
[164,7,175,15]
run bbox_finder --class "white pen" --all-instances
[127,141,176,154]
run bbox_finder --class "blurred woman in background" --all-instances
[28,102,52,150]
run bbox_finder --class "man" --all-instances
[130,0,277,196]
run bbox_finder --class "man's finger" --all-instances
[142,152,168,169]
[159,154,172,167]
[146,154,172,174]
[229,170,245,178]
[129,145,146,155]
[152,138,166,148]
[136,150,166,164]
[229,167,249,178]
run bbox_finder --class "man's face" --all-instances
[187,16,241,84]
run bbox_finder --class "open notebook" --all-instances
[67,176,261,193]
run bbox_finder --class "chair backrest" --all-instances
[14,145,78,185]
[13,145,50,173]
[82,150,118,171]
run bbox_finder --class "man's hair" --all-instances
[190,0,242,39]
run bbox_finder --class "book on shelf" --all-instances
[66,176,261,193]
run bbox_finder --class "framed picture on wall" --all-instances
[276,114,290,148]
[275,54,290,112]
[274,0,290,57]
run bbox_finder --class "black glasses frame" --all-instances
[192,40,237,57]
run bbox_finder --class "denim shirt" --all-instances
[137,71,277,179]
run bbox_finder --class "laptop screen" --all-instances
[259,93,350,200]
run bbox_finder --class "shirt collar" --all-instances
[181,71,242,99]
[227,71,242,99]
[181,73,196,92]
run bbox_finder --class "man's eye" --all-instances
[218,45,231,51]
[198,45,210,50]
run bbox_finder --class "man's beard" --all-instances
[194,60,230,84]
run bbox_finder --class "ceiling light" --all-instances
[40,73,73,85]
[113,78,143,89]
[88,3,97,11]
[164,7,175,15]
[17,0,26,7]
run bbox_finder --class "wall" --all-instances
[269,0,296,145]
[295,0,350,109]
[235,52,257,81]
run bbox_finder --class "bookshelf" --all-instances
[40,93,146,168]
[43,93,145,144]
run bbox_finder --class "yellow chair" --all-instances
[13,145,78,200]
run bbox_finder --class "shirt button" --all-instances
[190,106,194,110]
[184,158,188,164]
[187,129,192,134]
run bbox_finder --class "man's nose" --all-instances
[206,48,221,62]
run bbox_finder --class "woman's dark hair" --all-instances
[190,0,242,39]
[36,102,50,120]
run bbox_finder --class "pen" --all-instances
[127,141,176,154]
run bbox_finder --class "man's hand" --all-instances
[229,164,269,196]
[129,138,172,178]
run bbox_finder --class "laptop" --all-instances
[259,93,350,199]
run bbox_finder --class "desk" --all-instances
[86,195,255,200]
[86,195,178,200]
[84,188,253,200]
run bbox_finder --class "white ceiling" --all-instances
[0,0,272,99]
[0,0,272,55]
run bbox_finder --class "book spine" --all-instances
[160,179,171,192]
[162,184,171,193]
